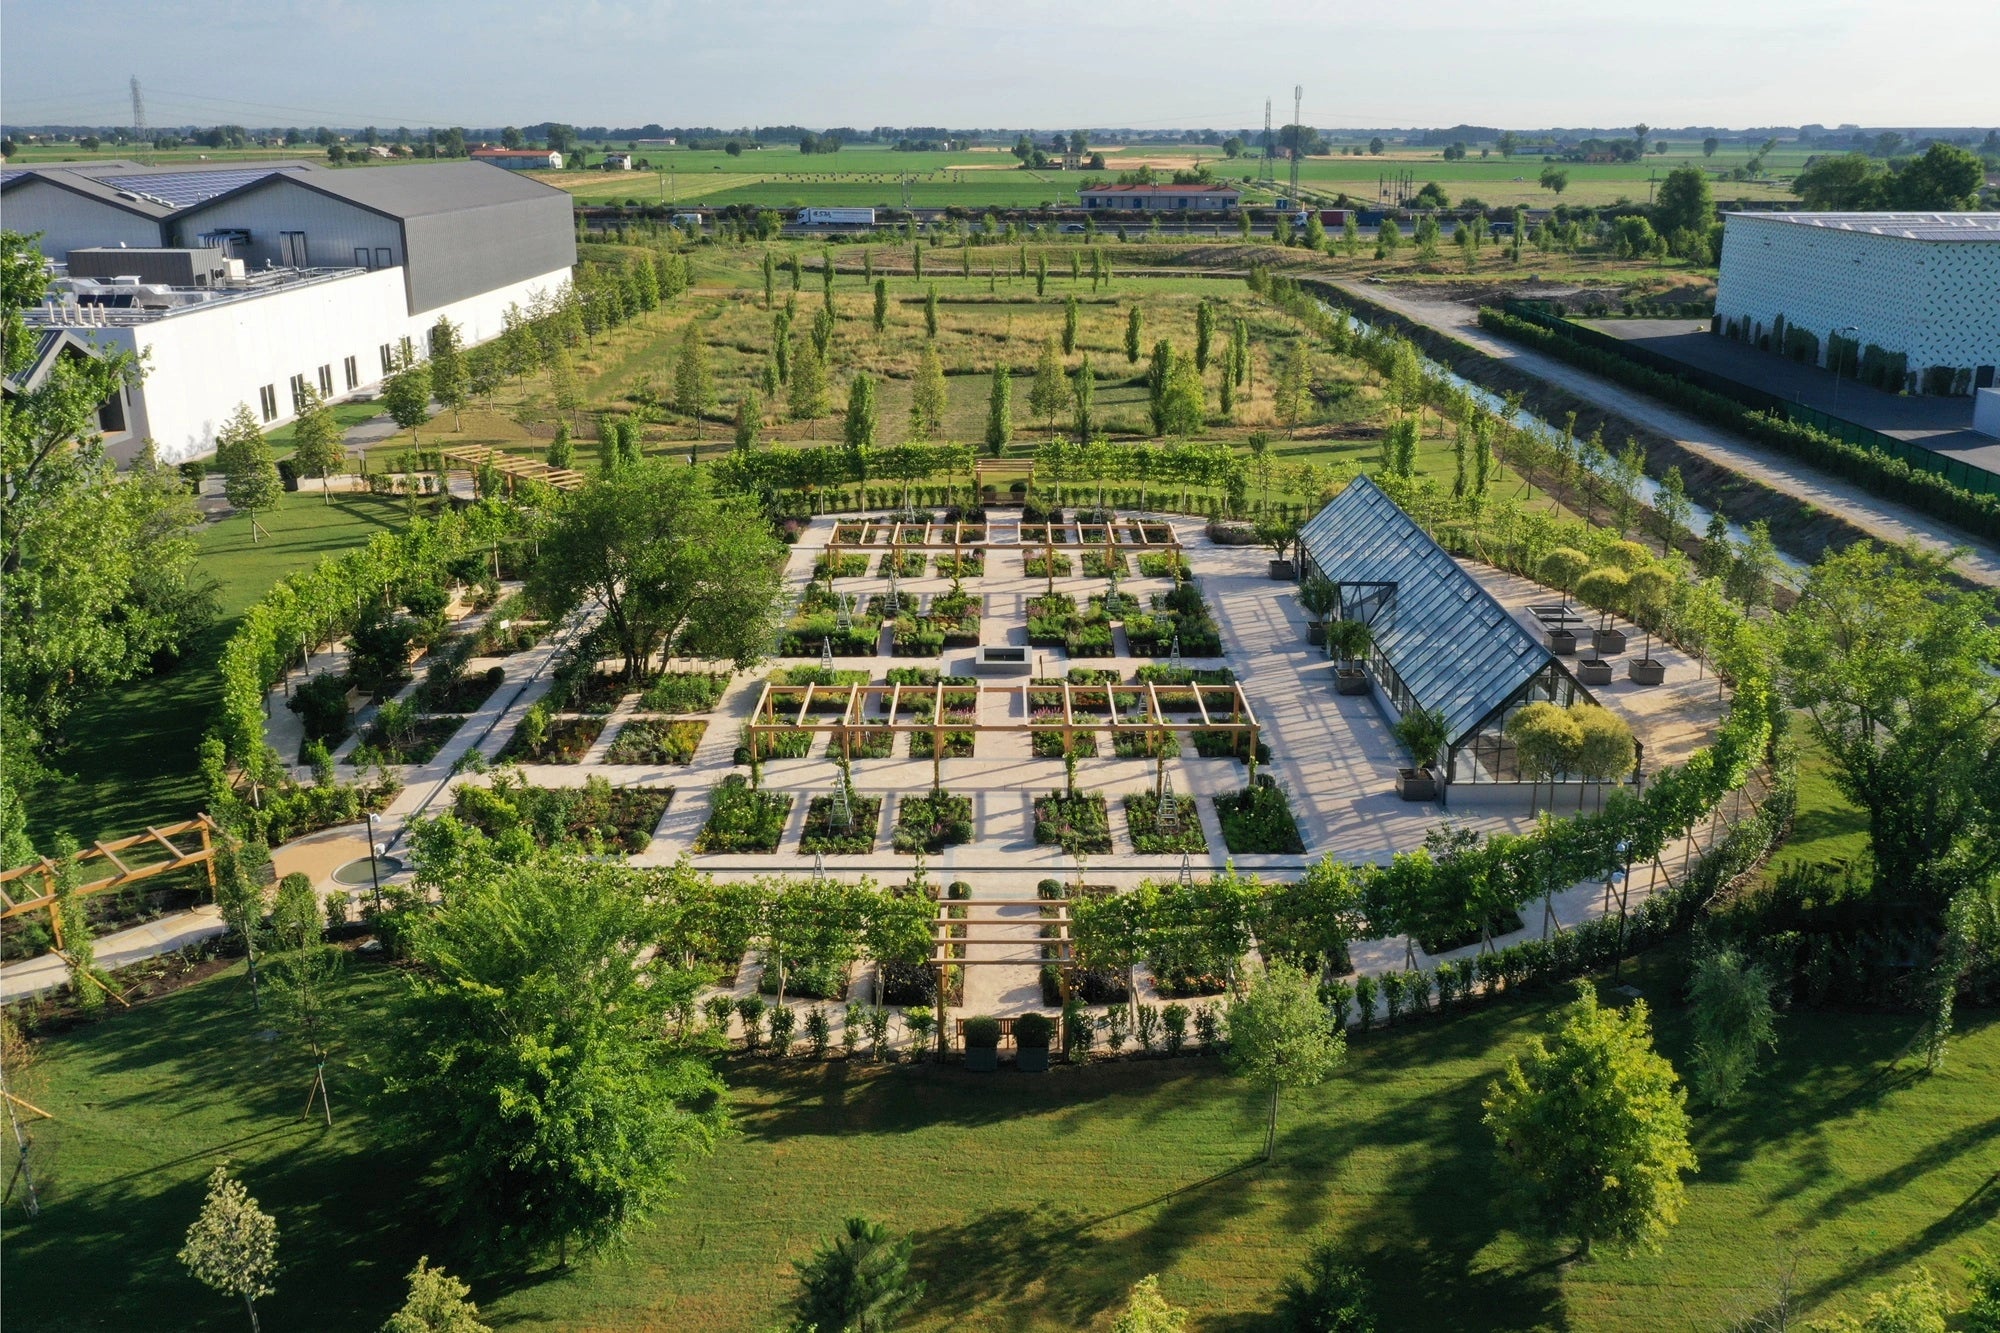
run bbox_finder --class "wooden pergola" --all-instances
[441,445,588,493]
[745,678,1260,776]
[825,516,1180,552]
[0,816,222,948]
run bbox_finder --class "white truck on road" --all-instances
[796,207,876,226]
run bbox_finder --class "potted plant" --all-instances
[1625,566,1671,685]
[1325,618,1374,695]
[1393,706,1449,802]
[1013,1011,1053,1073]
[962,1015,1002,1072]
[1577,657,1614,686]
[1295,572,1339,648]
[1576,566,1629,656]
[1258,517,1300,581]
[1540,547,1589,655]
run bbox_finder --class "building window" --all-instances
[355,247,372,270]
[259,384,278,422]
[375,247,393,268]
[317,364,333,396]
[399,336,415,363]
[344,356,359,390]
[280,231,309,267]
[290,374,309,412]
[380,343,395,374]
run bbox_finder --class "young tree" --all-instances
[1651,464,1692,554]
[1071,352,1094,442]
[1276,1243,1376,1333]
[1158,352,1206,438]
[1062,294,1079,354]
[773,311,792,384]
[791,1216,925,1333]
[546,421,573,469]
[1112,1275,1188,1333]
[383,356,434,444]
[1195,300,1214,372]
[1483,982,1695,1258]
[383,1257,491,1333]
[387,853,727,1266]
[1035,251,1048,296]
[1029,338,1068,438]
[268,872,342,1124]
[1274,345,1309,437]
[733,390,761,452]
[427,317,469,430]
[1538,165,1569,196]
[908,344,948,442]
[1685,944,1778,1108]
[529,462,786,677]
[674,319,713,425]
[544,350,578,429]
[1125,306,1143,364]
[179,1165,278,1332]
[789,339,829,431]
[843,372,878,450]
[1225,959,1347,1160]
[924,284,939,339]
[873,277,889,332]
[216,404,281,534]
[289,385,346,505]
[762,251,775,308]
[984,364,1012,453]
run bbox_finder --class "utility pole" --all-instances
[1259,98,1275,187]
[1290,84,1303,202]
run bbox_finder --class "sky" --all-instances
[4,0,1997,132]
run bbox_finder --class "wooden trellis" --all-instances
[441,445,588,493]
[825,517,1181,552]
[745,678,1260,774]
[0,815,223,946]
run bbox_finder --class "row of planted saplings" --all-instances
[702,993,1229,1068]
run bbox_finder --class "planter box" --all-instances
[964,1045,999,1072]
[1547,628,1577,656]
[1628,658,1666,686]
[1577,658,1613,686]
[974,645,1034,677]
[1016,1045,1050,1073]
[1306,622,1327,647]
[1268,559,1297,581]
[1395,768,1438,802]
[1592,628,1628,655]
[1335,668,1371,696]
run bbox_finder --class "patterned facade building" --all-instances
[1714,211,2000,393]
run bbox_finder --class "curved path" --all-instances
[1334,279,2000,589]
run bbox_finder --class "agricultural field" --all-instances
[3,951,1993,1332]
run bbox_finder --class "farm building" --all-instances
[1297,477,1597,788]
[1714,211,2000,394]
[1,158,575,461]
[1078,182,1241,212]
[601,153,634,170]
[469,148,563,170]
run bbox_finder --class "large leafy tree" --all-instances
[1483,982,1695,1258]
[1224,958,1346,1160]
[288,385,346,503]
[1652,165,1714,240]
[791,1216,925,1333]
[2,233,214,803]
[1777,542,2000,910]
[386,854,726,1267]
[530,461,783,679]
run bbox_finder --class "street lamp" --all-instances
[1832,325,1860,412]
[364,812,385,915]
[1609,839,1633,983]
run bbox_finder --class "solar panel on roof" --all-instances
[99,166,305,208]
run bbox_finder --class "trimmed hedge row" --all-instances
[1476,305,2000,542]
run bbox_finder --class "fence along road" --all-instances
[1329,278,2000,591]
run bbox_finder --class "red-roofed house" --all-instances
[1078,182,1242,212]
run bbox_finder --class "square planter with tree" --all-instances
[1393,706,1449,803]
[1013,1011,1053,1073]
[1325,617,1374,695]
[962,1015,1002,1072]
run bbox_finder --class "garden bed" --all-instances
[1030,713,1100,758]
[1124,791,1208,854]
[823,726,895,760]
[1034,792,1113,855]
[499,714,604,764]
[416,666,506,715]
[799,794,884,854]
[560,669,635,715]
[1214,784,1305,854]
[878,550,927,578]
[354,715,463,767]
[1081,550,1129,578]
[453,774,672,854]
[933,551,984,578]
[1023,552,1074,578]
[1137,552,1192,579]
[694,775,794,853]
[639,670,731,713]
[812,552,869,579]
[742,728,813,761]
[892,790,974,853]
[605,719,709,765]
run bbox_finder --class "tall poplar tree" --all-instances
[984,364,1012,452]
[908,344,947,442]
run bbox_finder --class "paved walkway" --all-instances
[1338,280,2000,589]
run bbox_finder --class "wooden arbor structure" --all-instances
[825,515,1181,553]
[0,815,223,963]
[932,892,1077,1053]
[744,678,1261,783]
[441,445,587,494]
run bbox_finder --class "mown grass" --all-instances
[25,492,411,847]
[4,949,1993,1332]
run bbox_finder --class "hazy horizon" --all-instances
[4,0,1997,133]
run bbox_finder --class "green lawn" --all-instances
[25,492,409,848]
[5,952,1992,1332]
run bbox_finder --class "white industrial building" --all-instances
[1715,211,2000,394]
[1,159,576,461]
